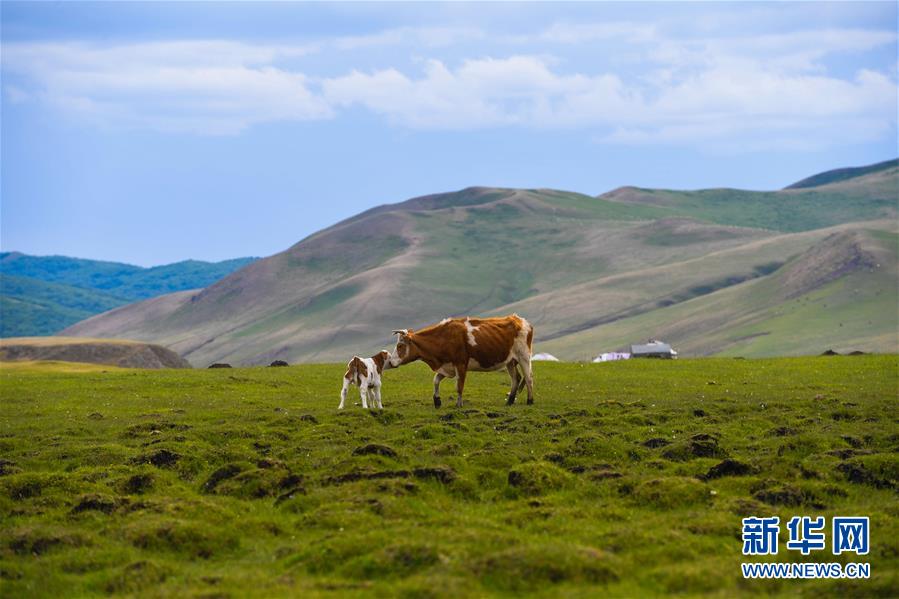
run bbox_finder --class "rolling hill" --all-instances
[0,254,257,337]
[63,160,898,365]
[0,336,191,368]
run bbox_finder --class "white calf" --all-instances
[339,351,391,410]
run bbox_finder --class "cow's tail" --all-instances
[517,319,534,393]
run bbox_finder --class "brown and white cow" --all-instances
[388,314,534,408]
[339,351,391,410]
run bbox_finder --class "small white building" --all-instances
[630,340,678,359]
[593,352,631,363]
[532,352,560,362]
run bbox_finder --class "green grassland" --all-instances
[1,357,897,597]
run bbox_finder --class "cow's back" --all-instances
[466,316,522,369]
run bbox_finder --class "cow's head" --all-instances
[389,329,416,367]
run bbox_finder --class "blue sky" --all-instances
[2,2,896,266]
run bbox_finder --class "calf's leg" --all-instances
[339,378,350,409]
[359,385,369,409]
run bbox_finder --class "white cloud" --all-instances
[324,56,644,129]
[648,29,898,75]
[2,41,329,134]
[2,25,896,148]
[322,52,896,149]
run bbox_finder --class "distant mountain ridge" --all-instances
[784,158,899,190]
[0,254,257,337]
[63,158,898,364]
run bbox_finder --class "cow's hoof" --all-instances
[506,396,516,406]
[526,398,534,405]
[433,396,442,409]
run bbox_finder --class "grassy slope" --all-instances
[785,158,899,189]
[212,204,774,365]
[0,357,896,597]
[538,225,898,360]
[0,274,128,337]
[600,165,898,233]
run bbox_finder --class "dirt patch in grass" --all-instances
[701,459,756,480]
[201,463,245,493]
[412,466,456,484]
[131,449,180,468]
[662,433,727,461]
[751,483,822,508]
[121,473,154,494]
[208,464,297,500]
[4,473,72,501]
[352,444,398,459]
[324,469,411,485]
[71,493,119,514]
[642,438,672,449]
[0,459,21,476]
[836,454,898,489]
[768,426,797,437]
[8,526,88,555]
[324,466,455,487]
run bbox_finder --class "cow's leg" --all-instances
[374,384,383,410]
[455,364,467,408]
[432,372,445,409]
[359,385,369,409]
[521,356,534,405]
[339,378,350,409]
[505,360,520,406]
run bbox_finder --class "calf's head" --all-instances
[372,350,392,373]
